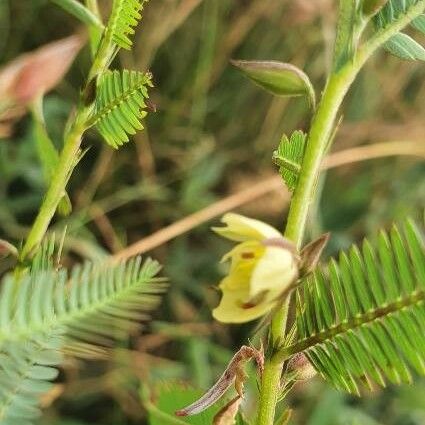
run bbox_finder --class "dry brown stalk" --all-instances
[111,140,425,262]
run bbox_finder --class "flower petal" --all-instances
[213,213,281,242]
[212,286,275,323]
[219,267,253,291]
[218,241,264,290]
[222,240,264,268]
[249,246,298,300]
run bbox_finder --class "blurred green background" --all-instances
[0,0,424,424]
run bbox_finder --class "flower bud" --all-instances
[231,60,315,108]
[287,353,317,381]
[212,213,299,323]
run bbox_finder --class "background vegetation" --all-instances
[0,0,424,424]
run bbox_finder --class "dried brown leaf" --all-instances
[213,396,242,425]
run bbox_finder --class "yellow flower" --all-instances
[212,213,299,324]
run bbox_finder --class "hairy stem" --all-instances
[20,112,89,260]
[284,68,357,245]
[256,66,357,425]
[19,23,115,262]
[256,2,425,423]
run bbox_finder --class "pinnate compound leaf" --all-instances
[385,32,425,60]
[0,249,165,425]
[231,60,315,108]
[0,252,165,352]
[285,217,425,395]
[374,0,425,61]
[375,0,424,29]
[0,332,64,425]
[30,234,56,273]
[105,0,147,50]
[92,69,153,148]
[412,14,425,32]
[273,130,307,192]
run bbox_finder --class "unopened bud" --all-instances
[230,60,315,108]
[300,233,330,276]
[288,353,317,381]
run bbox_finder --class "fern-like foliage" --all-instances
[0,253,164,425]
[92,70,153,148]
[0,331,63,425]
[0,235,164,424]
[0,256,164,349]
[105,0,147,50]
[282,218,425,395]
[273,130,307,192]
[374,0,425,61]
[0,254,164,425]
[30,234,56,273]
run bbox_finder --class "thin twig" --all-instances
[90,205,123,253]
[111,176,285,262]
[111,140,425,262]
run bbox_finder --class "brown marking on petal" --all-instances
[241,251,255,259]
[239,290,268,309]
[240,301,256,309]
[251,277,301,336]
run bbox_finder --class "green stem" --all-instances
[256,64,357,425]
[20,112,89,260]
[19,21,116,262]
[284,66,357,245]
[257,359,283,425]
[256,2,425,423]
